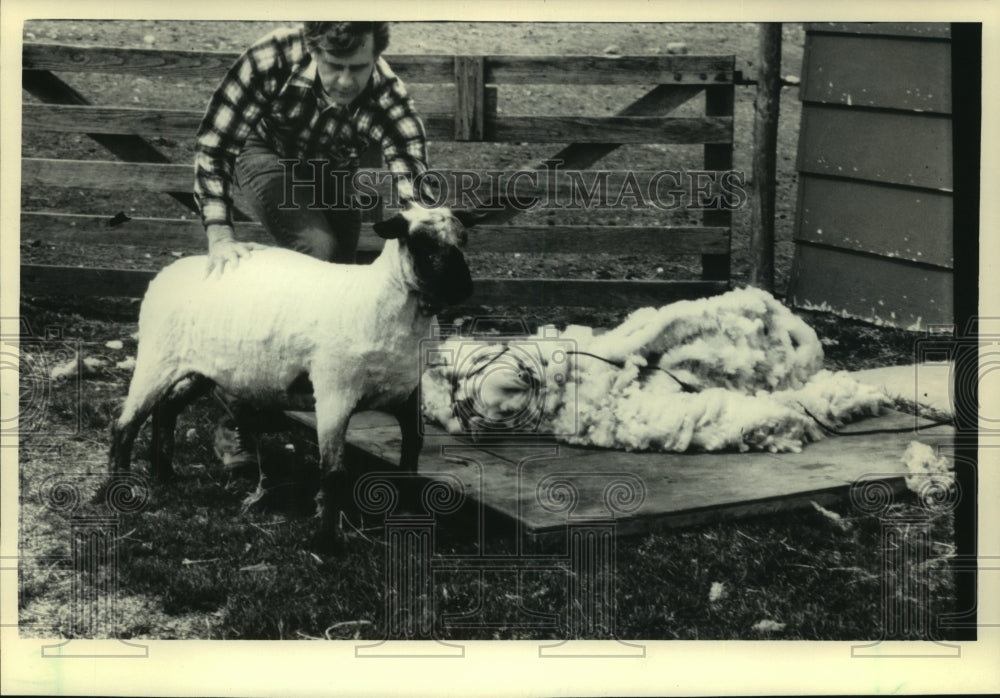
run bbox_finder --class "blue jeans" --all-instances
[219,133,364,449]
[235,131,361,263]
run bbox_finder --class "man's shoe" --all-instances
[213,423,258,471]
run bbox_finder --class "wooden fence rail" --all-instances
[23,44,735,82]
[21,41,736,309]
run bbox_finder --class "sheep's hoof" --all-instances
[151,467,176,485]
[309,525,348,556]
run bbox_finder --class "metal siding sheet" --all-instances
[788,244,953,329]
[796,175,953,268]
[805,23,952,39]
[802,34,951,113]
[798,105,952,190]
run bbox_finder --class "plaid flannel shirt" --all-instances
[194,26,428,228]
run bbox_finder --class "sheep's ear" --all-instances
[452,210,487,228]
[372,215,409,240]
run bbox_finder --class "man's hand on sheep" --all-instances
[110,204,479,553]
[205,224,268,276]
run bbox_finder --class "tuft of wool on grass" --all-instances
[49,353,106,380]
[421,287,890,453]
[810,500,850,530]
[901,441,954,495]
[752,619,786,633]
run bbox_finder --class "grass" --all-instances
[16,301,959,641]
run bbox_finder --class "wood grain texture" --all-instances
[20,212,319,248]
[24,43,735,84]
[23,44,454,81]
[24,158,739,207]
[23,105,727,144]
[749,23,782,292]
[701,85,735,281]
[463,225,729,255]
[21,69,207,217]
[454,56,485,141]
[23,158,192,191]
[23,103,204,138]
[20,264,155,298]
[458,84,705,226]
[287,409,953,542]
[465,279,728,308]
[23,85,498,139]
[20,212,728,255]
[485,54,735,84]
[20,44,737,310]
[491,116,732,144]
[19,264,726,306]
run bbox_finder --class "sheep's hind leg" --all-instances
[111,404,152,476]
[109,367,181,476]
[150,374,215,483]
[310,394,356,554]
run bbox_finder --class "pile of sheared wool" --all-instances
[420,287,889,453]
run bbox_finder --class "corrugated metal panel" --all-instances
[798,105,952,190]
[805,22,951,39]
[796,175,953,268]
[802,34,951,113]
[789,244,952,329]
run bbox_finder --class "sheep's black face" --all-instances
[373,206,479,312]
[406,230,473,307]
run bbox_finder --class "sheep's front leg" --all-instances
[311,393,357,554]
[391,388,423,474]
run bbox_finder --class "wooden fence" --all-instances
[788,23,953,329]
[21,41,736,309]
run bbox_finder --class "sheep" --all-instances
[109,204,478,552]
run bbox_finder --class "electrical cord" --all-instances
[567,350,700,393]
[569,350,953,435]
[796,402,953,436]
[443,342,953,438]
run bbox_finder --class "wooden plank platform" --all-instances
[287,409,954,544]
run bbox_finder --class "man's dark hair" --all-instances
[303,22,390,56]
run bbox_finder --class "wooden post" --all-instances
[750,23,782,293]
[702,84,734,282]
[454,56,485,141]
